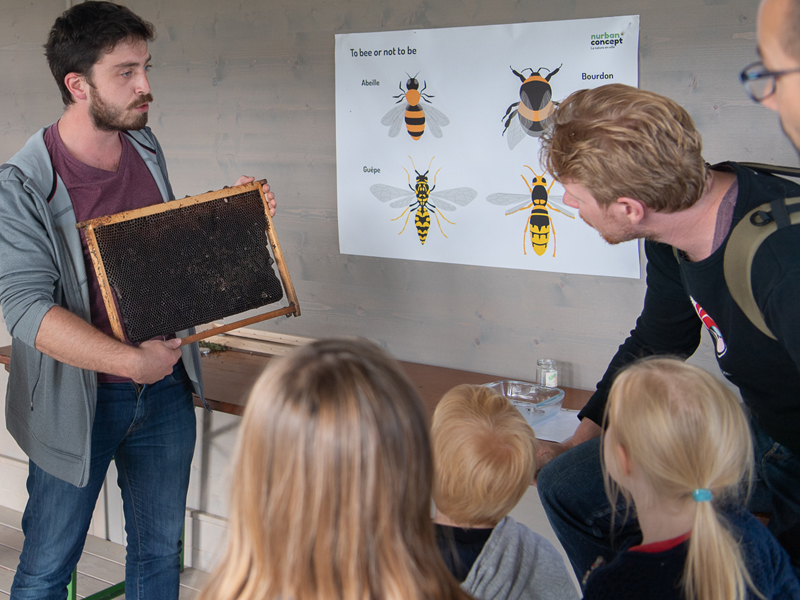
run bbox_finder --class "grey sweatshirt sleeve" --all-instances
[0,176,60,346]
[463,517,579,600]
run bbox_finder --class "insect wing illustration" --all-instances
[370,157,476,244]
[381,76,450,140]
[501,64,561,150]
[487,166,574,256]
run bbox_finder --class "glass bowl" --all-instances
[483,380,565,427]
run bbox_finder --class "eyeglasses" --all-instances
[740,61,800,102]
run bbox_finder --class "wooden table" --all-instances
[197,348,591,417]
[0,345,592,418]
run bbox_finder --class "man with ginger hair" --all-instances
[533,84,800,583]
[432,384,577,600]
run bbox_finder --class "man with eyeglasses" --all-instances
[744,0,800,151]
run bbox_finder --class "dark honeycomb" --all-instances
[93,190,284,343]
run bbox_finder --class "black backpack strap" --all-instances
[724,195,800,340]
[737,162,800,179]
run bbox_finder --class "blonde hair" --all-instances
[431,384,538,526]
[603,358,759,600]
[200,338,470,600]
[540,84,708,212]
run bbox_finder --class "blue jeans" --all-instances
[538,417,800,587]
[11,362,196,600]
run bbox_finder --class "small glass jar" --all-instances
[536,358,558,388]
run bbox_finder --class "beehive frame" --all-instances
[77,180,300,346]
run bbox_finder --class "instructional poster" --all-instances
[335,15,641,279]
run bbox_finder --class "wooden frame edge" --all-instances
[76,181,265,230]
[180,306,297,345]
[83,227,127,342]
[259,184,301,318]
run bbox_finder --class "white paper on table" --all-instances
[532,408,581,443]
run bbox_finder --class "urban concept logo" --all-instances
[590,32,624,50]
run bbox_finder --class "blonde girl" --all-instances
[199,338,472,600]
[583,358,799,600]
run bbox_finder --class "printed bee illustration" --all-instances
[487,166,574,256]
[370,156,476,244]
[381,75,450,140]
[501,64,561,150]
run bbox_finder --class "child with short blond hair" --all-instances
[431,384,578,600]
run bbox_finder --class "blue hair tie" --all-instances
[692,488,713,502]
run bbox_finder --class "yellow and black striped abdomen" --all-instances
[405,105,425,139]
[529,206,551,256]
[415,205,431,244]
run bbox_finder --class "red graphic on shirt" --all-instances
[690,296,727,357]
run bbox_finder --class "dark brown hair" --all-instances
[44,1,155,105]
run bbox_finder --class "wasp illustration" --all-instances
[487,166,574,256]
[381,75,450,140]
[501,64,562,150]
[370,156,476,244]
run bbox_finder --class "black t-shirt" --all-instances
[580,162,800,454]
[435,523,494,582]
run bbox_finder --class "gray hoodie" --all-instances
[462,517,579,600]
[0,126,204,488]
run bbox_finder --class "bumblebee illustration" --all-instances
[487,166,574,256]
[381,76,450,140]
[370,156,476,244]
[501,64,561,150]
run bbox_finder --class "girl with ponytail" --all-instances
[582,358,799,600]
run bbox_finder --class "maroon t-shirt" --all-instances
[711,178,739,253]
[44,123,166,382]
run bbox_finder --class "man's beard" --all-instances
[581,214,638,245]
[88,88,153,132]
